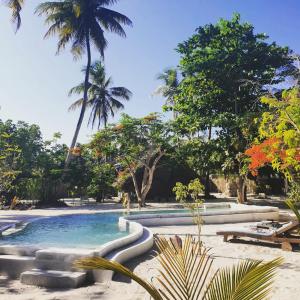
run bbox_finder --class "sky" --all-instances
[0,0,300,144]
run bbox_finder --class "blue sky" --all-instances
[0,0,300,144]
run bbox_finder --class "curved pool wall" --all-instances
[0,203,279,285]
[119,203,279,227]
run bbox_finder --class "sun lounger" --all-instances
[216,220,300,251]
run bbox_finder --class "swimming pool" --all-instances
[0,203,280,287]
[0,207,220,248]
[0,203,275,249]
[0,213,129,248]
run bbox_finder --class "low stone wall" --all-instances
[211,176,257,196]
[120,204,279,227]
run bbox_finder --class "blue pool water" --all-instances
[0,207,229,248]
[0,213,128,248]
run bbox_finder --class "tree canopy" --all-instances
[171,13,295,202]
[90,114,173,207]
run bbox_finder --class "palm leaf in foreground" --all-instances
[75,256,163,300]
[204,257,283,300]
[155,235,213,300]
[75,235,282,300]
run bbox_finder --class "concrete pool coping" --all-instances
[0,203,280,287]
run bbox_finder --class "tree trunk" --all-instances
[237,175,247,204]
[131,171,143,209]
[204,125,212,198]
[204,171,210,198]
[65,32,91,168]
[130,151,164,209]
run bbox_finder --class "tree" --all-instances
[36,0,132,167]
[87,163,116,202]
[69,61,132,128]
[172,13,295,203]
[90,114,172,208]
[0,119,44,203]
[0,131,21,203]
[154,68,179,119]
[246,88,300,181]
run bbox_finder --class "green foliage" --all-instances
[170,14,295,202]
[259,88,300,179]
[87,163,116,201]
[69,61,132,128]
[0,131,21,202]
[0,117,118,206]
[76,235,282,300]
[204,257,283,300]
[285,183,300,225]
[173,179,204,241]
[90,114,172,206]
[154,68,180,117]
[36,0,132,59]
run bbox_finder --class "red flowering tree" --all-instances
[245,89,300,181]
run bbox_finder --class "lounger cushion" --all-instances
[217,225,275,237]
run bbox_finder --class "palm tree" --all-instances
[68,61,132,128]
[5,0,24,30]
[154,68,179,119]
[36,0,132,166]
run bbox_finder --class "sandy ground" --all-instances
[0,221,299,300]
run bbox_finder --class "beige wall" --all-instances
[210,175,257,196]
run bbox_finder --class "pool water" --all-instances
[0,206,230,248]
[0,213,128,248]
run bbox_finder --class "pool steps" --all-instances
[20,269,87,288]
[0,221,153,288]
[0,255,36,278]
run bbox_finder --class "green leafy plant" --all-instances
[76,235,283,300]
[285,183,300,225]
[173,179,204,242]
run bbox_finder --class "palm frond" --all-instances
[203,257,283,300]
[96,7,132,37]
[7,0,24,31]
[75,256,163,300]
[155,235,213,300]
[68,98,84,112]
[110,87,132,100]
[89,18,107,58]
[68,82,86,96]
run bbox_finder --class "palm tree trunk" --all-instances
[65,32,91,168]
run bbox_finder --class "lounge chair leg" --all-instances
[223,235,228,242]
[281,241,293,251]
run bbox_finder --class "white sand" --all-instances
[0,206,299,299]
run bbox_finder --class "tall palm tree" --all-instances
[68,61,132,128]
[154,68,179,119]
[36,0,132,166]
